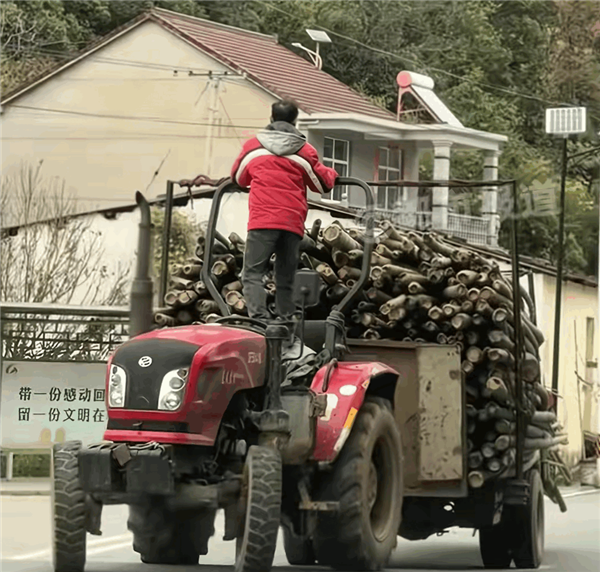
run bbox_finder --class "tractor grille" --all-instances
[112,338,199,410]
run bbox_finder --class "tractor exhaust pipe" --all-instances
[130,191,153,338]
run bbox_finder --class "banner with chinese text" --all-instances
[1,361,107,448]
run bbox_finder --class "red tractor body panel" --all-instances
[104,325,266,446]
[309,362,398,462]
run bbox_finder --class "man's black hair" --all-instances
[271,100,299,125]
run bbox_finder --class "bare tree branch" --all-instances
[1,161,131,306]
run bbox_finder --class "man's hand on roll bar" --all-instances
[178,175,228,188]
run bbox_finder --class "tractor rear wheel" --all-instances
[511,468,545,569]
[479,519,513,569]
[128,503,216,565]
[52,441,87,572]
[235,446,282,572]
[314,398,403,571]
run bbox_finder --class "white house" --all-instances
[1,7,506,246]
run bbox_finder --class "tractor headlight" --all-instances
[158,368,189,411]
[108,365,127,408]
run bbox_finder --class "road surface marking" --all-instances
[87,540,133,557]
[561,489,600,498]
[8,533,132,561]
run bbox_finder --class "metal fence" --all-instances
[371,208,433,231]
[447,213,490,245]
[0,303,130,363]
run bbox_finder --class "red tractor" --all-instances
[52,178,405,572]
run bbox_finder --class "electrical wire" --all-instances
[8,104,266,130]
[254,0,573,108]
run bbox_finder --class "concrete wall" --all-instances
[535,274,599,467]
[1,21,275,221]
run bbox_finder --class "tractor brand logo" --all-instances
[248,352,262,364]
[138,356,153,368]
[222,370,244,385]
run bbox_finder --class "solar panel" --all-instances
[306,29,332,43]
[545,107,587,135]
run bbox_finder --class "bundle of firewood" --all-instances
[154,219,566,488]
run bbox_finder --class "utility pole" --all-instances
[203,76,222,177]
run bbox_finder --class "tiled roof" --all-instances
[1,7,396,119]
[151,9,394,120]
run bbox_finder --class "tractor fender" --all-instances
[309,362,399,462]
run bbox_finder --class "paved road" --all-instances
[1,490,599,572]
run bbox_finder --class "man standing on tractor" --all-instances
[230,100,338,329]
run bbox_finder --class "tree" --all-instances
[0,161,130,305]
[150,206,200,284]
[0,0,207,94]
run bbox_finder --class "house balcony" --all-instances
[351,206,490,246]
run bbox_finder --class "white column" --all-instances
[482,150,500,246]
[402,144,420,227]
[432,141,452,231]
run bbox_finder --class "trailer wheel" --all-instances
[235,446,282,572]
[129,503,215,565]
[52,441,86,572]
[511,468,545,569]
[314,398,403,571]
[282,522,316,566]
[479,520,513,569]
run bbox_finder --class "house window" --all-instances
[377,146,402,210]
[323,137,350,201]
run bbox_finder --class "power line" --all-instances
[256,0,564,107]
[2,44,215,75]
[9,104,266,130]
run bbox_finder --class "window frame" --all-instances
[376,146,402,210]
[322,136,350,202]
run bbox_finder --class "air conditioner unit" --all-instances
[545,107,587,135]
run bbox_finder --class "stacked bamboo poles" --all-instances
[154,220,566,489]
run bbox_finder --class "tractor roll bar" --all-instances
[331,177,375,315]
[202,179,237,317]
[201,177,376,320]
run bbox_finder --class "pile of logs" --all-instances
[154,219,567,488]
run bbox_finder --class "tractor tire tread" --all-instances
[52,441,86,572]
[314,398,403,571]
[235,446,282,572]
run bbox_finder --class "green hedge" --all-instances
[1,453,51,478]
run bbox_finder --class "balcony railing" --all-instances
[447,212,490,245]
[351,207,490,245]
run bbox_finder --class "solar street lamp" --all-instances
[544,106,587,402]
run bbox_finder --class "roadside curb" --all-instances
[0,489,51,496]
[0,478,51,496]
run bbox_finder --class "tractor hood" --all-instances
[106,325,267,428]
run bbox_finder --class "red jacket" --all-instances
[230,122,338,237]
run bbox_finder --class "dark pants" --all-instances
[242,229,301,321]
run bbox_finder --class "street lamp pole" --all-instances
[550,136,568,400]
[544,106,587,407]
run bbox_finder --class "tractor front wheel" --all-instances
[314,398,403,571]
[235,446,282,572]
[52,441,87,572]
